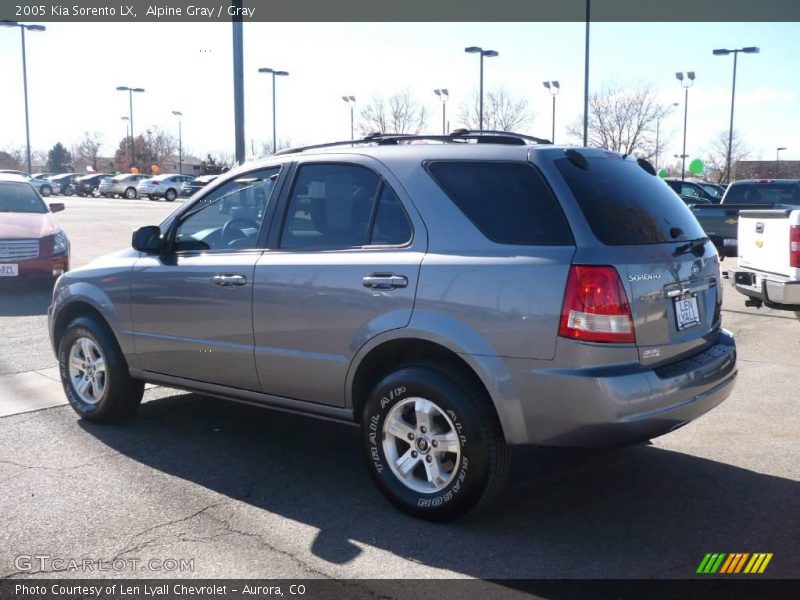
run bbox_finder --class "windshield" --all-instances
[555,156,707,245]
[0,182,48,213]
[723,183,800,205]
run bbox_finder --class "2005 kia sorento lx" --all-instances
[49,131,737,521]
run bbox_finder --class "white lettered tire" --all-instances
[362,365,510,521]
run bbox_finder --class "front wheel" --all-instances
[362,365,510,521]
[58,316,144,423]
[124,187,137,199]
[40,185,52,197]
[63,186,74,196]
[91,186,100,197]
[164,188,177,202]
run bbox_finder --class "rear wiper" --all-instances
[673,237,709,257]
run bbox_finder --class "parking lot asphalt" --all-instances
[0,195,798,580]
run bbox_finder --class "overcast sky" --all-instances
[0,21,797,165]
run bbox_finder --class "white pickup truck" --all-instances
[729,207,800,320]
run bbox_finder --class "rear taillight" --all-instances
[111,179,119,184]
[559,265,636,343]
[791,225,800,268]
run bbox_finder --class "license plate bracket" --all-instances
[0,264,19,277]
[674,293,700,331]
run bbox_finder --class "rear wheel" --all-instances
[164,188,177,202]
[58,316,144,423]
[362,365,510,521]
[91,186,100,198]
[40,185,52,197]
[124,187,137,199]
[63,185,74,196]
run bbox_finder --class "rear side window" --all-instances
[724,183,800,205]
[555,156,707,245]
[427,161,573,245]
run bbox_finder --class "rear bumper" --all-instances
[507,330,737,447]
[729,268,800,308]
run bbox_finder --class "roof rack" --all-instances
[273,130,552,156]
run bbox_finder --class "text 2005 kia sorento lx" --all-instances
[49,132,737,520]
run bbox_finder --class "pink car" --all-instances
[0,173,70,282]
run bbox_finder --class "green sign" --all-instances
[688,158,704,175]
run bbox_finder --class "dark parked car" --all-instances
[48,173,82,196]
[665,178,719,203]
[49,133,736,521]
[180,174,218,197]
[74,173,113,197]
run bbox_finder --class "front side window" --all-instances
[280,164,411,249]
[174,167,280,251]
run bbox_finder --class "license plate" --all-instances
[0,264,19,277]
[674,294,700,330]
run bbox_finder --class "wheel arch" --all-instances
[347,332,529,444]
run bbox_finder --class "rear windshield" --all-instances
[723,183,800,205]
[426,161,573,245]
[0,182,48,213]
[554,156,706,245]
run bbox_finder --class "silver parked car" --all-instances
[136,174,195,202]
[48,132,737,521]
[99,173,149,199]
[0,170,61,197]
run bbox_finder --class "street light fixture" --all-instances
[172,111,183,174]
[258,67,289,154]
[713,46,759,184]
[675,71,695,182]
[341,96,356,140]
[776,146,787,178]
[116,86,145,171]
[542,81,560,143]
[433,89,449,135]
[655,102,680,172]
[1,21,46,174]
[464,46,498,131]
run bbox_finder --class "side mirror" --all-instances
[49,203,65,213]
[132,225,162,254]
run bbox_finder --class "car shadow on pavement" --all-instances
[81,393,800,579]
[0,283,53,317]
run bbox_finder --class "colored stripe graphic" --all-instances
[699,553,773,574]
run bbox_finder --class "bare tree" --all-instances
[0,147,25,170]
[567,84,671,159]
[145,127,178,166]
[458,88,533,132]
[259,138,295,156]
[704,130,750,183]
[358,91,427,136]
[74,131,103,171]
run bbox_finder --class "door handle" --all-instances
[213,273,247,286]
[362,273,408,290]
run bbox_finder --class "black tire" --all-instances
[58,315,144,423]
[40,185,51,197]
[91,186,100,198]
[63,186,73,196]
[362,365,510,521]
[165,188,177,202]
[124,187,137,199]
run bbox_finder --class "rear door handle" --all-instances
[362,273,408,290]
[213,273,247,286]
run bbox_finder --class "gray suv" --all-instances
[48,132,737,520]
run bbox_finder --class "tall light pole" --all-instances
[258,67,289,154]
[342,96,356,139]
[1,21,46,174]
[464,46,498,131]
[542,81,560,143]
[675,71,695,182]
[116,85,145,171]
[172,110,183,174]
[713,47,759,184]
[433,89,449,135]
[120,116,130,158]
[655,102,679,171]
[583,0,590,146]
[776,146,787,178]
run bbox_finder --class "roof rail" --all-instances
[273,130,551,156]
